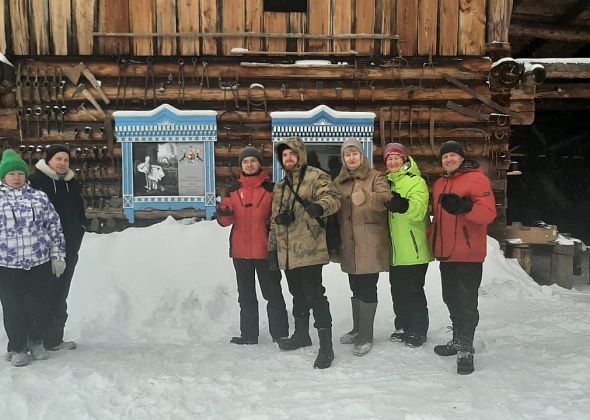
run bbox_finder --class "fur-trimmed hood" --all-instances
[34,159,75,181]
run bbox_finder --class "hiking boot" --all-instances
[313,328,334,369]
[456,336,475,375]
[352,301,377,356]
[278,317,312,351]
[11,352,29,367]
[28,342,49,361]
[404,334,427,348]
[390,329,406,342]
[230,336,258,345]
[434,339,459,356]
[46,341,77,351]
[340,298,359,344]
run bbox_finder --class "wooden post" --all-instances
[550,243,575,289]
[506,242,532,275]
[573,240,583,277]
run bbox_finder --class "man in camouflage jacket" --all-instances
[268,137,341,369]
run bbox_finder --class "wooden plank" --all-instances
[439,0,459,55]
[380,0,394,55]
[458,0,486,56]
[129,0,155,56]
[9,0,29,55]
[200,0,218,54]
[396,0,418,56]
[49,0,71,55]
[222,0,245,55]
[308,0,330,52]
[178,0,200,55]
[289,12,306,52]
[98,0,130,55]
[31,0,49,55]
[0,0,5,53]
[333,0,352,52]
[417,0,437,56]
[355,0,375,53]
[245,0,263,51]
[73,0,96,55]
[264,12,288,52]
[487,0,512,43]
[156,0,176,55]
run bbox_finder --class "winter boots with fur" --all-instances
[278,317,312,351]
[339,298,359,344]
[352,301,377,356]
[313,327,334,369]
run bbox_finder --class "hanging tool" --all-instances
[34,106,42,137]
[144,57,157,107]
[280,83,289,98]
[246,83,267,115]
[59,106,67,133]
[57,67,65,106]
[72,83,106,118]
[298,82,305,102]
[76,62,110,105]
[367,80,375,102]
[379,107,388,151]
[419,54,436,89]
[23,66,32,104]
[50,66,57,103]
[15,63,23,108]
[32,68,41,104]
[335,81,343,100]
[116,57,129,107]
[44,106,51,134]
[191,57,198,84]
[177,58,186,104]
[17,108,23,142]
[41,67,50,102]
[52,106,60,132]
[200,61,210,92]
[315,81,323,100]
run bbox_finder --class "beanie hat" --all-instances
[238,146,262,165]
[383,142,408,162]
[45,144,70,163]
[439,141,465,159]
[0,149,29,180]
[341,137,363,160]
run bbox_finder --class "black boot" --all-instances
[278,317,312,351]
[314,327,334,369]
[434,329,458,356]
[456,335,474,375]
[230,336,258,345]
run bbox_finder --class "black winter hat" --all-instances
[439,141,465,159]
[238,146,262,165]
[45,144,70,163]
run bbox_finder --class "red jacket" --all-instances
[429,161,496,262]
[217,171,273,259]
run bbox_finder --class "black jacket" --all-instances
[28,160,86,255]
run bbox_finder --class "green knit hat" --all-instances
[0,149,29,180]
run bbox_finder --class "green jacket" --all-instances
[386,156,433,266]
[268,137,341,270]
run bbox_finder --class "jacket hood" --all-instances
[387,155,421,183]
[334,156,370,185]
[35,159,75,181]
[444,158,481,178]
[275,137,307,172]
[238,170,270,187]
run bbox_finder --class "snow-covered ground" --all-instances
[1,217,589,419]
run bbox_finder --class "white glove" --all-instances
[51,260,66,278]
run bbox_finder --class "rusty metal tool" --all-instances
[41,67,50,102]
[34,106,42,137]
[177,58,186,104]
[116,57,129,107]
[144,57,156,106]
[76,62,110,105]
[72,83,106,118]
[16,63,23,108]
[199,61,209,92]
[32,68,41,104]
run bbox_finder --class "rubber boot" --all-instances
[353,301,377,356]
[339,298,359,344]
[313,327,334,369]
[278,317,312,351]
[456,335,475,375]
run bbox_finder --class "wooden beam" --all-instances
[200,0,218,54]
[129,0,155,56]
[49,0,71,55]
[9,0,29,55]
[487,0,512,43]
[98,0,130,55]
[222,0,245,55]
[155,0,176,55]
[308,0,331,52]
[263,12,288,52]
[245,0,263,51]
[31,0,50,54]
[439,0,459,56]
[178,0,200,55]
[396,0,418,55]
[355,0,375,54]
[417,0,438,56]
[380,0,394,55]
[458,0,486,56]
[510,23,590,43]
[0,0,6,53]
[333,0,352,52]
[73,0,96,55]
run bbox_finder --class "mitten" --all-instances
[440,193,473,215]
[384,191,409,214]
[261,180,275,192]
[51,260,66,278]
[304,202,324,218]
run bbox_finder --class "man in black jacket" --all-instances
[29,145,86,351]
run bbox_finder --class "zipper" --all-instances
[409,229,419,259]
[462,225,472,249]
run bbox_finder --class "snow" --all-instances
[1,217,589,419]
[515,58,590,65]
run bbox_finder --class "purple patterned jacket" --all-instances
[0,182,66,270]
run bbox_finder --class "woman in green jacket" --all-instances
[383,143,433,347]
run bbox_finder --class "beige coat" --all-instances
[333,158,391,274]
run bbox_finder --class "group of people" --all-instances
[0,145,85,367]
[218,137,496,375]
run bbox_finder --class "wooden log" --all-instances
[9,0,29,55]
[396,0,418,56]
[31,0,50,55]
[245,0,263,51]
[506,242,532,274]
[178,0,200,55]
[332,0,352,52]
[200,0,218,54]
[550,243,575,289]
[289,12,306,52]
[264,12,288,52]
[156,0,176,55]
[98,0,130,55]
[458,0,486,56]
[49,0,71,55]
[513,83,590,100]
[0,0,6,53]
[417,0,438,56]
[222,0,245,55]
[130,0,156,56]
[73,0,96,55]
[510,22,590,43]
[439,0,459,55]
[355,0,375,54]
[308,0,331,52]
[487,0,512,43]
[380,0,393,55]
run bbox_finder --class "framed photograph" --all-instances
[270,105,376,182]
[114,104,217,222]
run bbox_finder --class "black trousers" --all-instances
[285,264,332,329]
[439,262,483,339]
[233,258,288,339]
[348,273,379,303]
[389,264,429,337]
[43,252,79,347]
[0,262,52,353]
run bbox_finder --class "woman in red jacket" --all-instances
[217,146,289,345]
[429,141,496,375]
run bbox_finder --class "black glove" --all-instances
[227,181,242,195]
[384,191,409,214]
[267,250,279,271]
[261,180,275,192]
[216,203,233,217]
[440,193,473,215]
[304,201,324,218]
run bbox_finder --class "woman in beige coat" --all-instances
[333,138,391,356]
